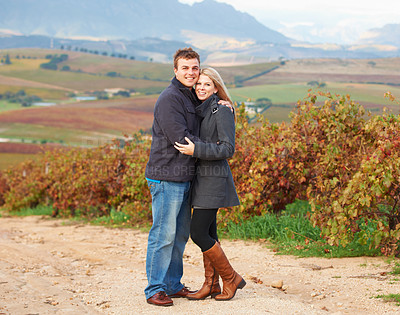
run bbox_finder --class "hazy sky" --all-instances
[179,0,400,44]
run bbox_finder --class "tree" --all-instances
[114,90,130,97]
[106,71,120,77]
[40,63,57,70]
[4,54,11,65]
[16,90,26,97]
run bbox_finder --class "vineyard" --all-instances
[1,91,400,256]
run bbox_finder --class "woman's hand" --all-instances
[174,137,195,156]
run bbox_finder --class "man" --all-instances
[144,48,201,306]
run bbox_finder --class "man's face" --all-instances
[174,58,200,88]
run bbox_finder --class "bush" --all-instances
[0,171,9,206]
[40,62,58,70]
[3,159,52,210]
[2,91,400,255]
[2,136,151,221]
[229,91,400,255]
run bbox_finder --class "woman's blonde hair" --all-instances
[199,67,232,104]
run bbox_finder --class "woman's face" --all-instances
[195,74,218,101]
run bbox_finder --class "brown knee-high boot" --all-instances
[186,254,221,300]
[203,242,246,301]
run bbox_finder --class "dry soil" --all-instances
[0,215,399,315]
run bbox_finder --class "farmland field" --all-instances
[64,53,173,80]
[0,100,23,112]
[0,68,168,92]
[230,82,400,121]
[0,107,153,138]
[0,142,61,169]
[0,153,38,169]
[0,122,121,145]
[0,85,69,100]
[1,48,400,168]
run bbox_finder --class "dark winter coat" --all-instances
[191,94,240,208]
[145,77,201,182]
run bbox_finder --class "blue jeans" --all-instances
[145,179,191,300]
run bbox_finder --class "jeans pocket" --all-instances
[147,179,161,195]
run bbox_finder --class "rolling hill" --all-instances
[1,48,400,169]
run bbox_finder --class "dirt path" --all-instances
[0,216,399,315]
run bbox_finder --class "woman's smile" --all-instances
[196,74,218,101]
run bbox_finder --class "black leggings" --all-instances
[190,208,219,252]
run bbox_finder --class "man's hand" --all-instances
[174,137,195,156]
[218,100,234,113]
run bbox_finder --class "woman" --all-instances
[174,67,246,301]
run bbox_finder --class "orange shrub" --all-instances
[2,91,400,255]
[0,170,9,206]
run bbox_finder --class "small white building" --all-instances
[104,88,127,97]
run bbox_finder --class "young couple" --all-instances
[144,47,245,307]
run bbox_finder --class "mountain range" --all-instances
[0,0,399,63]
[0,0,289,43]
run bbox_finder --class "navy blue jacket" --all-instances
[145,77,201,182]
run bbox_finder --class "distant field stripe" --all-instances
[0,107,154,133]
[0,73,72,91]
[0,152,39,170]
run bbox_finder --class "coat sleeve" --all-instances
[155,93,201,145]
[192,106,235,160]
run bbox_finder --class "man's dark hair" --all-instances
[173,47,200,69]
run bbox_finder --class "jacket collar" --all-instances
[172,77,200,106]
[196,94,219,118]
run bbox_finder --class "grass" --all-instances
[7,205,54,216]
[91,209,134,227]
[0,85,69,100]
[231,83,310,104]
[220,200,381,258]
[0,58,45,72]
[375,294,400,306]
[0,100,23,112]
[0,203,150,229]
[391,262,400,275]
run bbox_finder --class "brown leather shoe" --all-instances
[146,291,173,306]
[169,287,195,298]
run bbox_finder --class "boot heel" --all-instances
[238,278,246,289]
